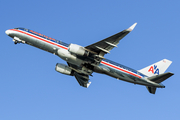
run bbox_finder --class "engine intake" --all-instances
[68,43,89,56]
[55,63,73,76]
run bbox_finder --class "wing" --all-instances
[67,62,92,88]
[85,23,137,56]
[74,72,91,88]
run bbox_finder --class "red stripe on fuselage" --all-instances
[11,29,68,50]
[11,29,141,78]
[101,61,142,78]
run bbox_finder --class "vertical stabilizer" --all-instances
[138,59,172,77]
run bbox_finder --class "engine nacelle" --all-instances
[57,48,84,66]
[68,43,89,56]
[55,63,73,76]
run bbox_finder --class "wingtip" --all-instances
[86,82,91,88]
[128,23,137,31]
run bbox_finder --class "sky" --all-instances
[1,0,180,120]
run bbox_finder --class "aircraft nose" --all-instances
[5,30,10,35]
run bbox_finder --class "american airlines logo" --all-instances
[148,65,159,75]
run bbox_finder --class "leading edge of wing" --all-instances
[85,23,137,55]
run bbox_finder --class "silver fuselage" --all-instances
[5,28,164,88]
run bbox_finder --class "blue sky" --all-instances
[1,0,180,120]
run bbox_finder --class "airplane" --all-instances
[5,23,174,94]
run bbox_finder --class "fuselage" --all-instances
[5,28,164,88]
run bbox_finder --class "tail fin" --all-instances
[138,59,173,94]
[138,59,172,77]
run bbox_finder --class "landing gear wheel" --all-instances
[14,41,18,44]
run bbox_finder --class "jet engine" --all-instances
[57,48,84,66]
[68,44,89,56]
[55,63,73,76]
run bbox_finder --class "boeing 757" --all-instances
[5,23,174,94]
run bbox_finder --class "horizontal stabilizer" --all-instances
[146,86,157,94]
[146,72,174,94]
[148,72,174,83]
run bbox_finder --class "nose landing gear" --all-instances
[13,37,25,44]
[14,40,18,44]
[13,39,21,44]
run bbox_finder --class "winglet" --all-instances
[87,82,91,88]
[128,23,137,31]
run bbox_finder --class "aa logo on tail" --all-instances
[148,65,159,75]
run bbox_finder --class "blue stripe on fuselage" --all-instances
[102,59,147,78]
[17,27,69,48]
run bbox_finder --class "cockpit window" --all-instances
[14,28,25,30]
[18,28,25,30]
